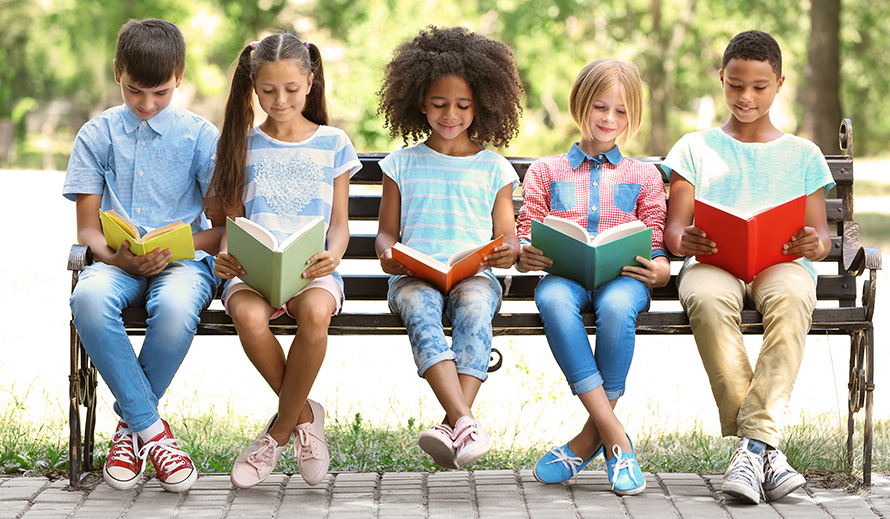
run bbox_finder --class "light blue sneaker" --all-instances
[534,442,604,484]
[763,448,806,501]
[605,436,646,495]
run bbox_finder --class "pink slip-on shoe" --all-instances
[294,399,329,485]
[138,419,197,493]
[103,421,143,490]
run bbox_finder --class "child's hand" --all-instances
[516,243,551,272]
[784,226,824,259]
[113,242,171,277]
[483,244,517,269]
[679,225,717,257]
[379,248,412,276]
[303,251,338,279]
[622,256,671,288]
[214,252,244,279]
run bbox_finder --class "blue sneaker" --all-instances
[605,436,646,495]
[534,442,603,483]
[763,448,805,501]
[722,437,765,504]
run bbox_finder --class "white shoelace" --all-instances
[139,435,189,476]
[545,446,584,478]
[609,445,640,490]
[764,449,793,482]
[725,444,765,494]
[109,425,139,465]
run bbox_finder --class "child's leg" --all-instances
[70,262,158,432]
[678,263,750,438]
[388,276,452,384]
[141,259,216,404]
[226,290,287,393]
[739,262,815,447]
[267,288,337,444]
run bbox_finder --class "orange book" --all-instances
[391,235,504,293]
[694,195,806,283]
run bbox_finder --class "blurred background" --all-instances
[1,0,888,166]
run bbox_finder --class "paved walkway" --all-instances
[2,471,889,518]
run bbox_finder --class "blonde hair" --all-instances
[569,58,644,145]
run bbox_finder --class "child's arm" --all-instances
[484,184,520,269]
[304,173,350,279]
[622,256,671,288]
[205,201,244,280]
[375,175,412,276]
[193,227,224,257]
[663,172,717,257]
[784,188,831,261]
[516,161,552,272]
[75,194,171,276]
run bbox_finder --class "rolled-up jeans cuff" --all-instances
[417,351,455,378]
[571,372,605,396]
[456,365,489,383]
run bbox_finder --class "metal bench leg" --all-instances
[847,328,873,487]
[863,324,874,487]
[68,323,98,490]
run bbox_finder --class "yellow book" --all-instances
[99,209,195,262]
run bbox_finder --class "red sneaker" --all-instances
[103,421,143,490]
[139,420,197,492]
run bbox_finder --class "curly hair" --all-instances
[377,26,524,148]
[722,30,782,78]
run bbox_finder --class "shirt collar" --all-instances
[120,104,173,135]
[567,142,623,170]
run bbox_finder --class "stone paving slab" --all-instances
[0,471,887,518]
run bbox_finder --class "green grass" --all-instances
[1,396,885,489]
[857,212,890,249]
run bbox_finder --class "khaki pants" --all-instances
[678,261,815,447]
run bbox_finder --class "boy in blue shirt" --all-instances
[663,30,834,504]
[63,18,221,493]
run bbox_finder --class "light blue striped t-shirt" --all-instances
[241,125,361,246]
[380,143,518,264]
[661,127,835,280]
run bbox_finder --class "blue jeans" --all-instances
[388,274,502,381]
[70,259,218,432]
[535,274,650,399]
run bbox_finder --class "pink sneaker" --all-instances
[418,423,458,469]
[231,414,286,489]
[138,420,197,493]
[294,399,329,485]
[453,416,490,468]
[103,421,143,490]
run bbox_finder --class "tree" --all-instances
[803,0,843,153]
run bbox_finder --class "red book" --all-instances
[694,195,806,283]
[391,235,504,293]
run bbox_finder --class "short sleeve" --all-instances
[334,131,362,178]
[62,121,112,200]
[661,133,699,186]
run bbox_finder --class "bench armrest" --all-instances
[844,245,882,321]
[68,244,93,272]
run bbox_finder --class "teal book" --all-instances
[531,216,653,291]
[226,216,325,308]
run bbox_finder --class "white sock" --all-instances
[137,419,166,443]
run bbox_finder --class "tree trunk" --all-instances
[803,0,843,153]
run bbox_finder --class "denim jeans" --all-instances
[535,274,650,399]
[388,274,502,381]
[70,259,218,433]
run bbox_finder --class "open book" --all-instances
[694,195,806,283]
[531,216,652,290]
[391,235,504,293]
[99,209,195,262]
[226,217,325,308]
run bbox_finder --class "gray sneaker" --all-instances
[763,449,806,501]
[722,438,765,504]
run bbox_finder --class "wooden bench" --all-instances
[67,118,880,489]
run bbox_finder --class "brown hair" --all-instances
[114,18,185,87]
[208,33,327,216]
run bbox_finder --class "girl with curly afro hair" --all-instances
[374,26,523,469]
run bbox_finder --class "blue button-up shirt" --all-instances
[63,104,218,241]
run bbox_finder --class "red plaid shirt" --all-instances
[517,144,666,257]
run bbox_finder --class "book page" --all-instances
[104,210,140,240]
[591,220,647,247]
[278,217,325,252]
[142,221,187,242]
[542,215,590,243]
[233,217,279,250]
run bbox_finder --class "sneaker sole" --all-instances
[722,480,760,504]
[765,473,806,501]
[418,434,458,469]
[158,468,197,493]
[103,467,142,490]
[455,442,490,468]
[612,481,647,496]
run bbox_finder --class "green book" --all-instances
[531,216,653,291]
[226,216,325,308]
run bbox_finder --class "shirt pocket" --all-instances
[613,183,641,213]
[549,182,577,212]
